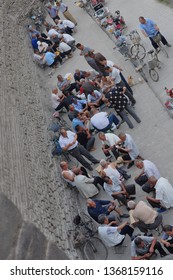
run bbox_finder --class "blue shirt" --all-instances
[72,118,84,131]
[72,100,87,112]
[87,200,112,222]
[31,38,38,50]
[139,18,157,37]
[48,6,58,19]
[45,52,55,66]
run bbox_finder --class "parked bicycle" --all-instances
[68,212,108,259]
[126,30,146,60]
[152,32,169,58]
[147,50,161,82]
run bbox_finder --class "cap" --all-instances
[127,200,136,209]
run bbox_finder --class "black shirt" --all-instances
[77,131,88,148]
[106,87,128,112]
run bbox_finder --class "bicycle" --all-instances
[152,32,169,58]
[68,212,108,259]
[126,30,146,60]
[147,49,161,82]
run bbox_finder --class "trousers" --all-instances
[118,104,141,129]
[69,145,98,169]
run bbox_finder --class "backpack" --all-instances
[52,139,62,157]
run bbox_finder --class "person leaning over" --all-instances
[161,225,173,254]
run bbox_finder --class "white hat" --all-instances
[37,41,41,46]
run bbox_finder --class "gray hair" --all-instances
[98,214,107,224]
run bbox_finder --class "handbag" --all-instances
[152,32,161,44]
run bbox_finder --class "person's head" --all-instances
[60,161,68,170]
[57,74,63,82]
[149,176,157,186]
[69,105,75,112]
[52,87,58,95]
[98,132,106,141]
[73,110,80,119]
[60,128,67,137]
[75,69,80,75]
[103,176,113,185]
[118,132,126,142]
[98,214,109,224]
[105,66,112,73]
[76,43,84,50]
[163,225,173,236]
[56,0,61,7]
[134,237,145,248]
[134,159,144,169]
[28,25,34,32]
[139,16,146,24]
[75,125,83,133]
[90,106,98,116]
[45,2,52,9]
[100,159,108,168]
[127,200,136,210]
[87,199,96,208]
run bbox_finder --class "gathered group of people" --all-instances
[30,1,173,260]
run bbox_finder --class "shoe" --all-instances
[116,121,122,129]
[160,254,168,258]
[120,213,129,218]
[111,123,117,130]
[127,161,134,169]
[124,175,131,180]
[166,43,172,47]
[128,196,136,200]
[157,207,167,213]
[87,166,93,171]
[93,160,100,164]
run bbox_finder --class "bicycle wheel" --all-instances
[160,46,169,58]
[139,69,148,83]
[83,237,108,260]
[149,69,159,82]
[130,44,146,59]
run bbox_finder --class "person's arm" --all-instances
[135,169,145,180]
[132,252,152,260]
[141,29,148,37]
[149,238,157,253]
[160,238,171,248]
[146,196,160,204]
[117,221,128,231]
[154,24,159,31]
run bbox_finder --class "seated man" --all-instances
[131,236,167,260]
[90,107,120,132]
[99,159,131,182]
[58,39,73,58]
[57,74,79,95]
[59,128,99,171]
[98,215,134,247]
[51,87,65,110]
[44,48,62,67]
[74,69,86,85]
[98,132,121,160]
[87,90,105,108]
[33,50,46,66]
[60,161,76,187]
[55,19,75,35]
[62,33,76,51]
[127,200,163,235]
[87,199,129,223]
[73,167,99,199]
[76,125,96,151]
[135,159,161,193]
[71,98,87,113]
[68,105,79,121]
[103,176,136,207]
[161,225,173,254]
[146,176,173,212]
[83,70,99,82]
[117,132,141,169]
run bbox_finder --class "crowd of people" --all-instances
[29,0,173,260]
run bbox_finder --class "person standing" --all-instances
[56,1,77,25]
[45,3,60,22]
[139,16,171,51]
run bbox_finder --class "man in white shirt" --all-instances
[90,107,120,132]
[58,40,72,58]
[51,87,64,110]
[59,129,99,171]
[98,215,134,247]
[62,33,76,51]
[135,159,161,193]
[103,176,136,207]
[55,19,75,35]
[146,176,173,212]
[48,28,61,38]
[98,132,120,160]
[56,1,77,25]
[117,133,140,169]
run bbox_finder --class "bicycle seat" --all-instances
[148,50,154,54]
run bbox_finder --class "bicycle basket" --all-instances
[148,59,158,70]
[152,33,161,44]
[118,44,129,55]
[131,33,141,44]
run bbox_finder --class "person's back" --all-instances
[155,177,173,209]
[98,225,124,247]
[104,164,121,180]
[143,160,160,180]
[91,111,109,130]
[124,133,139,160]
[133,201,157,224]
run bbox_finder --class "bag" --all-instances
[152,33,161,44]
[52,139,62,156]
[125,184,136,195]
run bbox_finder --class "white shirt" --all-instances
[59,131,78,150]
[103,176,122,197]
[51,93,61,109]
[48,29,61,38]
[106,60,115,68]
[62,33,75,43]
[38,42,48,53]
[59,41,71,52]
[102,133,120,146]
[109,67,121,84]
[62,19,75,29]
[62,170,75,187]
[155,177,173,209]
[143,160,160,179]
[33,54,46,65]
[57,3,68,13]
[98,225,125,247]
[91,112,109,130]
[124,133,139,160]
[103,165,121,181]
